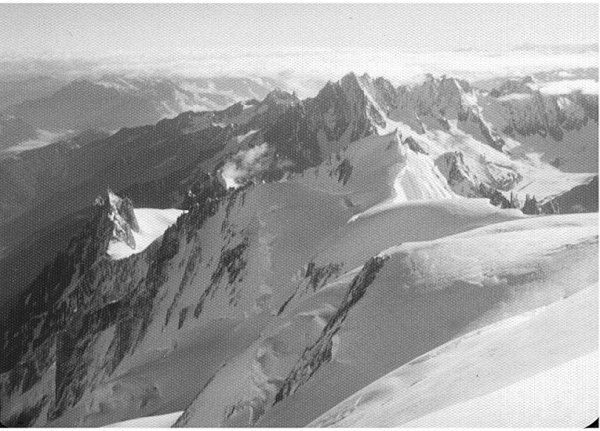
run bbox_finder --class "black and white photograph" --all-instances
[0,2,597,427]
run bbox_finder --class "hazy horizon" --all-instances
[0,3,597,96]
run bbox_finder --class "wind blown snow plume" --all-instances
[221,143,270,189]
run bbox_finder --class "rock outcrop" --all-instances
[104,190,140,250]
[541,176,599,214]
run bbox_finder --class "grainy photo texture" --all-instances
[0,3,597,427]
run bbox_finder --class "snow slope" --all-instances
[311,284,597,427]
[46,188,525,428]
[176,213,597,427]
[402,352,597,427]
[103,411,182,428]
[295,131,455,215]
[107,208,185,260]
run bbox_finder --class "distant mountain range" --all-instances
[0,68,596,153]
[0,75,284,152]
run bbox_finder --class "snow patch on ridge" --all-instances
[236,129,259,143]
[107,208,185,260]
[103,411,183,427]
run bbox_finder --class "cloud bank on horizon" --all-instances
[0,3,596,97]
[0,45,598,98]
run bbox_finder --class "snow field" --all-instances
[107,208,185,260]
[179,213,597,426]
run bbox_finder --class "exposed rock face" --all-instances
[305,73,378,143]
[398,75,468,121]
[435,151,477,194]
[272,256,388,406]
[0,183,201,425]
[392,74,598,159]
[435,151,472,192]
[461,106,507,151]
[0,171,262,426]
[174,255,388,427]
[0,198,116,402]
[402,136,428,155]
[477,184,518,210]
[435,151,519,209]
[393,76,508,151]
[489,76,535,97]
[106,190,140,250]
[261,88,300,108]
[491,77,597,142]
[541,176,599,214]
[334,159,353,185]
[258,73,390,174]
[521,194,540,215]
[0,180,189,423]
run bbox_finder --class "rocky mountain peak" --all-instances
[96,189,140,250]
[262,88,299,107]
[522,75,535,84]
[339,71,361,88]
[435,150,474,187]
[490,77,536,97]
[395,74,471,120]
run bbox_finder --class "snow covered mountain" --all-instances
[0,71,597,427]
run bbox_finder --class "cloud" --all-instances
[221,143,270,189]
[534,79,598,95]
[0,47,597,98]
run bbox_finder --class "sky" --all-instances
[0,3,597,89]
[0,3,596,54]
